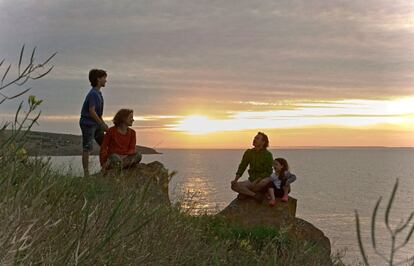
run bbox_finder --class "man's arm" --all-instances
[264,151,273,177]
[234,150,250,181]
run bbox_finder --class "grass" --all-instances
[0,153,346,265]
[1,45,346,265]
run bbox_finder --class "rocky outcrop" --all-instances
[218,196,331,259]
[103,161,331,261]
[103,161,170,204]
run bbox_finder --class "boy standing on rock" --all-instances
[79,69,108,177]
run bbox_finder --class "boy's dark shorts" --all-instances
[79,122,105,152]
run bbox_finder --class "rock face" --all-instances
[104,161,171,205]
[219,197,297,227]
[218,196,331,258]
[103,162,332,261]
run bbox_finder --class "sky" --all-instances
[0,0,414,148]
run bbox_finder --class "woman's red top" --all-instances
[99,126,136,166]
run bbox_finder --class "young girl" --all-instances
[99,109,142,173]
[267,158,297,206]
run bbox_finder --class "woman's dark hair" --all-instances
[257,132,269,148]
[89,69,107,87]
[275,158,289,181]
[113,109,133,127]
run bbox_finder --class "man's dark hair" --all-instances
[113,109,133,127]
[258,132,269,148]
[89,69,107,87]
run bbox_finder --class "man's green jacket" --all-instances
[236,148,273,182]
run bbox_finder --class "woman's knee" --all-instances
[108,154,122,168]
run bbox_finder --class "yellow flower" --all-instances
[240,239,252,250]
[16,147,28,160]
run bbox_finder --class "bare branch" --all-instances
[40,52,57,67]
[1,64,11,84]
[30,46,37,66]
[14,102,23,124]
[403,222,414,247]
[395,254,414,266]
[395,212,414,235]
[371,197,381,249]
[32,65,54,80]
[385,179,399,234]
[17,44,25,76]
[355,210,370,266]
[15,75,31,86]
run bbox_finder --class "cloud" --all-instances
[169,97,414,134]
[0,0,414,135]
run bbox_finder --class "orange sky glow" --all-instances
[129,97,414,148]
[1,1,414,149]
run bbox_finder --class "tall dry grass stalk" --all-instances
[355,179,414,266]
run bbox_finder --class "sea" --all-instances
[48,148,414,265]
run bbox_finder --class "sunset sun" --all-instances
[173,115,218,135]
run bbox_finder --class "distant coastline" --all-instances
[155,146,414,150]
[0,130,161,156]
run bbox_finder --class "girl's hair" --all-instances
[275,158,289,181]
[113,109,133,127]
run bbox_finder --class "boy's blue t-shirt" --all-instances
[80,87,104,126]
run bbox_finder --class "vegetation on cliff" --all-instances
[0,45,345,265]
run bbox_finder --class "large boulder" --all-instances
[218,196,331,259]
[102,163,331,260]
[102,161,171,205]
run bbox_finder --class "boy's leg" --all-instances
[82,151,90,177]
[80,123,96,177]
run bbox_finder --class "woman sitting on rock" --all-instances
[265,158,297,206]
[99,109,142,173]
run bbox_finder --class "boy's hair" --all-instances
[113,109,133,127]
[89,69,107,87]
[257,132,269,148]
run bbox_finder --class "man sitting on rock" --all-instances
[231,132,273,201]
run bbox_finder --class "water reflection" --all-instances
[178,176,218,215]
